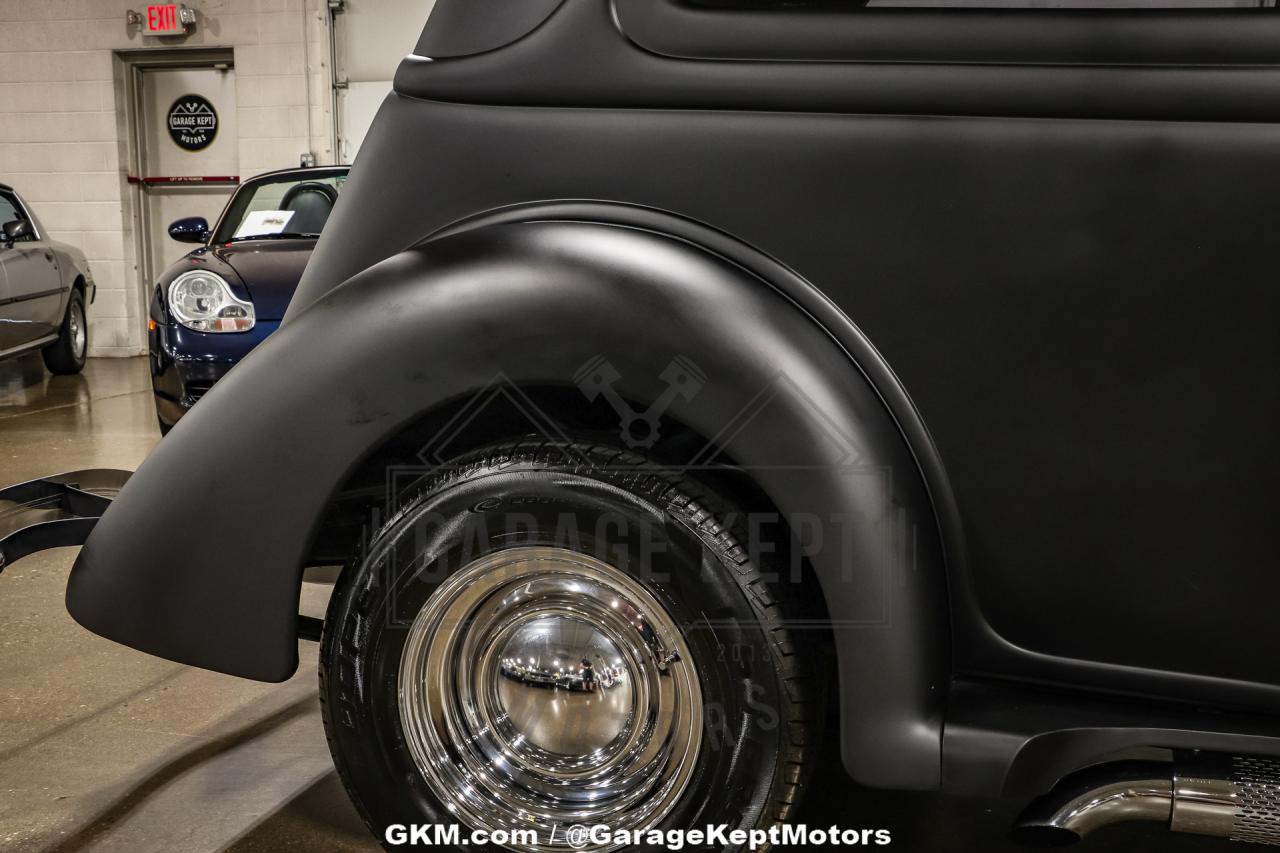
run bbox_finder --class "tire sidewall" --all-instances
[43,290,86,374]
[68,291,86,365]
[322,462,788,850]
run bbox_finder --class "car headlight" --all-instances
[167,270,255,333]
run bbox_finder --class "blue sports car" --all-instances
[149,166,348,434]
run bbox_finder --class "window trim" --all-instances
[613,0,1280,66]
[0,191,40,243]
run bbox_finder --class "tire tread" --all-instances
[319,440,827,842]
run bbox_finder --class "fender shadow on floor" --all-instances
[223,771,376,852]
[37,695,319,853]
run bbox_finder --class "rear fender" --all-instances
[67,217,952,789]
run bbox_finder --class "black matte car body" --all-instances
[7,1,1280,849]
[0,182,94,373]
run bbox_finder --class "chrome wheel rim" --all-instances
[398,546,702,852]
[70,301,86,359]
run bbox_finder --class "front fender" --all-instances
[67,219,950,789]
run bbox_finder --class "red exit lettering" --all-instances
[146,5,180,35]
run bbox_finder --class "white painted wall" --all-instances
[0,0,338,356]
[333,0,434,163]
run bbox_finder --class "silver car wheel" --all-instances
[398,546,702,851]
[70,299,86,360]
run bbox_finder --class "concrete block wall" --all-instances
[0,0,336,356]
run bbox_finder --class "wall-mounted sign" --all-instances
[145,4,187,36]
[167,95,218,151]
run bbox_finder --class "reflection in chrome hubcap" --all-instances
[497,616,634,756]
[398,547,702,851]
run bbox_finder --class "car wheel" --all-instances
[319,442,823,851]
[42,289,87,375]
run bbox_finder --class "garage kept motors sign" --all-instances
[167,94,218,151]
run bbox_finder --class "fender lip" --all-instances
[426,199,967,659]
[67,216,953,789]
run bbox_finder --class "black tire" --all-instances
[319,442,824,851]
[42,289,87,375]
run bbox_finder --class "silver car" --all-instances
[0,183,94,374]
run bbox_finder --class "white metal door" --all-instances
[139,65,239,280]
[333,0,434,163]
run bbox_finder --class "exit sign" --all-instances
[145,4,187,36]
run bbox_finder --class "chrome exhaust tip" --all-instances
[1012,761,1172,846]
[1014,755,1280,847]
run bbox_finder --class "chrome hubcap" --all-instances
[70,302,85,359]
[398,547,702,851]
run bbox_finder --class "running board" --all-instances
[0,470,132,572]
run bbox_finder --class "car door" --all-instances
[0,246,12,353]
[0,190,63,351]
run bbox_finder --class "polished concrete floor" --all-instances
[0,355,373,853]
[0,355,1232,852]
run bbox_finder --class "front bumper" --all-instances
[150,320,280,427]
[152,358,237,427]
